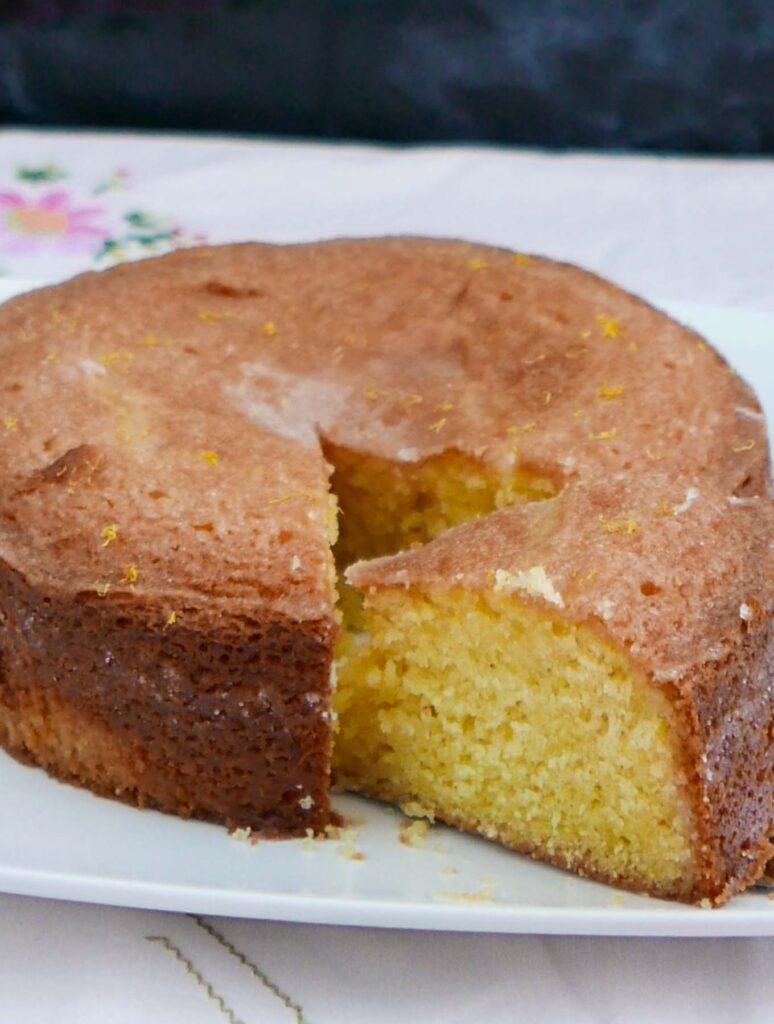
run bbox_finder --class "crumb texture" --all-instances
[335,588,697,898]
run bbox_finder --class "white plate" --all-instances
[0,282,771,937]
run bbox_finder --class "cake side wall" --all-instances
[671,616,774,901]
[0,562,336,834]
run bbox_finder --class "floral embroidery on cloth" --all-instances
[0,162,206,268]
[0,190,108,256]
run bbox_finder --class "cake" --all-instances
[0,237,770,902]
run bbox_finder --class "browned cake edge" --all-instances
[0,562,336,834]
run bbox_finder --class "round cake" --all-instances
[0,238,770,903]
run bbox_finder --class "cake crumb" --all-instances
[739,603,753,622]
[699,898,713,910]
[230,826,258,845]
[337,842,365,861]
[609,893,625,908]
[400,801,435,822]
[435,882,495,903]
[298,794,314,810]
[301,828,315,851]
[438,864,458,876]
[399,819,430,848]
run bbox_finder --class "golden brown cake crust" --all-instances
[0,237,770,860]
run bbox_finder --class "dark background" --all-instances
[1,0,774,154]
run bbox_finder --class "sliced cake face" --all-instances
[335,590,698,899]
[342,478,774,903]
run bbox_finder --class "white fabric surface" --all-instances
[0,127,772,1023]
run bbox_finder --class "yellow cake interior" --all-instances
[325,443,557,565]
[325,445,697,897]
[334,589,695,894]
[326,443,557,627]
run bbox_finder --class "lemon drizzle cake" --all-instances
[0,238,769,901]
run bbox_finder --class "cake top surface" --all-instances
[347,475,774,683]
[0,237,769,630]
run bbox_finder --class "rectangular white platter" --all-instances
[0,281,771,936]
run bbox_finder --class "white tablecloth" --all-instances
[0,127,772,1023]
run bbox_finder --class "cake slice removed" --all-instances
[335,478,774,905]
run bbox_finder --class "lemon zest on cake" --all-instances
[199,449,219,466]
[364,386,380,400]
[571,568,597,587]
[521,421,536,433]
[164,611,178,630]
[100,524,118,547]
[597,383,625,399]
[732,439,756,453]
[598,514,639,535]
[659,501,675,516]
[4,416,17,431]
[401,393,424,410]
[596,314,623,339]
[332,345,344,364]
[429,417,447,433]
[46,351,59,364]
[142,333,161,347]
[269,489,320,506]
[590,428,617,440]
[121,564,139,585]
[98,349,134,371]
[197,310,238,325]
[468,259,488,270]
[629,341,638,354]
[263,321,277,337]
[513,253,531,264]
[436,403,454,412]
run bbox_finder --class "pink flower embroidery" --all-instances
[0,190,109,256]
